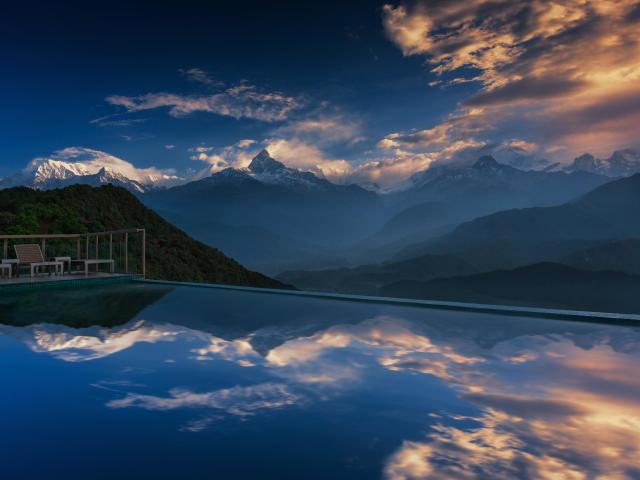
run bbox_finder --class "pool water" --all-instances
[1,284,640,479]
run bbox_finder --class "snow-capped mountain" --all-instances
[195,149,339,192]
[242,149,335,190]
[0,147,182,193]
[563,149,640,177]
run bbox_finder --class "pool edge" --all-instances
[136,279,640,324]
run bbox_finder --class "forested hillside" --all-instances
[0,185,286,288]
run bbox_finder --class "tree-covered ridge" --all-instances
[0,185,286,288]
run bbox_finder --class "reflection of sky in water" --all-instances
[1,285,640,479]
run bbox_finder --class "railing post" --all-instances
[76,238,81,260]
[109,234,113,260]
[142,229,146,278]
[41,238,46,258]
[85,235,89,260]
[95,235,99,258]
[124,232,128,273]
[3,239,7,259]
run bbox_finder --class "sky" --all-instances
[2,0,639,187]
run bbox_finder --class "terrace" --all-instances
[0,228,145,287]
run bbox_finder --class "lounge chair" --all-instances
[14,244,63,278]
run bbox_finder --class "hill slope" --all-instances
[0,185,285,288]
[398,173,640,266]
[379,263,640,314]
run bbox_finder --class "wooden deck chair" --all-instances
[14,244,63,277]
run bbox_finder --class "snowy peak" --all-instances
[248,149,286,175]
[242,149,331,190]
[0,147,183,193]
[565,150,640,177]
[31,159,93,186]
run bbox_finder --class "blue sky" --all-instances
[2,1,639,186]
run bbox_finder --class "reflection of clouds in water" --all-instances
[189,316,485,387]
[6,310,640,477]
[0,320,191,362]
[107,382,301,418]
[384,338,640,480]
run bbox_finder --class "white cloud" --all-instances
[274,115,365,145]
[107,382,301,417]
[106,83,304,122]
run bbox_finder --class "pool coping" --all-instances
[137,279,640,324]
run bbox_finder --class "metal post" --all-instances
[3,239,7,259]
[41,238,46,258]
[109,234,113,260]
[76,238,81,260]
[124,232,128,273]
[85,235,89,260]
[95,235,99,258]
[141,229,146,278]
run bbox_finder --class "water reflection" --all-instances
[2,285,640,479]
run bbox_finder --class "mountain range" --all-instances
[143,149,381,273]
[278,173,640,313]
[3,147,640,286]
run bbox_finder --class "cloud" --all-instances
[107,382,301,418]
[178,67,223,88]
[382,331,640,480]
[274,115,365,145]
[106,83,304,122]
[382,0,640,159]
[89,115,146,128]
[1,320,186,362]
[164,144,176,150]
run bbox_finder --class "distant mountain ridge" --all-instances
[379,262,640,314]
[281,173,640,305]
[563,149,640,177]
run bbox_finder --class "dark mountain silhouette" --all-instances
[378,263,640,314]
[353,156,610,260]
[277,253,476,295]
[559,239,640,275]
[282,174,640,307]
[397,173,640,268]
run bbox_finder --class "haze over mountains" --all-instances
[2,146,640,311]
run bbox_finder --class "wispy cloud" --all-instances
[89,114,146,128]
[107,382,301,418]
[179,67,224,88]
[106,83,305,122]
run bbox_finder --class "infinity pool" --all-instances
[2,283,639,479]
